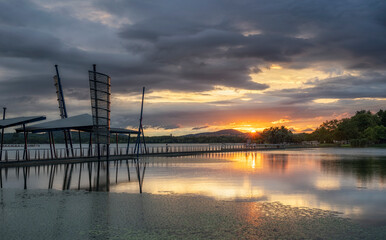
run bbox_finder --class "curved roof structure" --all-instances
[0,116,46,128]
[16,114,138,134]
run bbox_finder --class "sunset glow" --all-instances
[0,0,384,137]
[1,1,386,238]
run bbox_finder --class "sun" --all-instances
[251,130,256,133]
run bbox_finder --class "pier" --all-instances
[0,64,285,168]
[0,143,285,167]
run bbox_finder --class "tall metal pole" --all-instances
[55,65,74,156]
[140,87,147,153]
[135,87,146,157]
[55,65,68,118]
[22,124,28,160]
[0,107,6,161]
[93,64,101,160]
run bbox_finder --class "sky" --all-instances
[0,0,385,136]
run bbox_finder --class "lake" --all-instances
[1,147,386,239]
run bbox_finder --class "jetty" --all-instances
[0,143,285,167]
[0,64,285,168]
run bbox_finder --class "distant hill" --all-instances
[184,129,247,137]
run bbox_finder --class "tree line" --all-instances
[2,109,386,147]
[254,110,386,146]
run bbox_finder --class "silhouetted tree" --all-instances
[261,126,293,144]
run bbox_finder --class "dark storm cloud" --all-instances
[0,0,385,129]
[158,124,181,130]
[269,72,386,103]
[116,104,344,130]
[100,0,386,70]
[192,126,209,130]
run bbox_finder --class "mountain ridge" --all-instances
[184,129,247,137]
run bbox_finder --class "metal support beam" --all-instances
[0,107,6,161]
[116,133,119,155]
[22,124,29,160]
[135,87,147,156]
[48,132,54,159]
[126,134,130,155]
[78,130,82,157]
[93,64,101,160]
[55,65,74,156]
[88,132,92,157]
[50,132,57,158]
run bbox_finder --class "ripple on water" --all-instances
[0,189,385,239]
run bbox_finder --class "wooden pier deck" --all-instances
[0,144,285,168]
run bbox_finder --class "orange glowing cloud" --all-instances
[271,119,291,124]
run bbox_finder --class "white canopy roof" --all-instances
[16,114,139,134]
[0,116,46,128]
[16,114,93,132]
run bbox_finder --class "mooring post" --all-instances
[48,132,54,159]
[78,130,82,157]
[63,130,69,158]
[116,133,119,155]
[22,124,29,160]
[88,132,92,157]
[126,134,130,155]
[0,107,6,161]
[51,132,57,158]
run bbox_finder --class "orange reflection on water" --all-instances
[198,152,289,173]
[225,152,265,171]
[112,175,266,201]
[111,152,291,200]
[109,150,386,221]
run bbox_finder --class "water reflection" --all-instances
[0,159,147,193]
[0,148,386,224]
[320,156,386,184]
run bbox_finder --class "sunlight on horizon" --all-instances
[109,151,374,217]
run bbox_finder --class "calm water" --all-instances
[1,147,386,226]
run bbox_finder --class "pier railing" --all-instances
[0,143,285,162]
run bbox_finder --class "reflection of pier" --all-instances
[0,143,285,167]
[0,159,147,193]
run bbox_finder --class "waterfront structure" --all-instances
[134,87,147,156]
[0,65,287,165]
[89,65,111,160]
[53,65,74,156]
[0,116,46,161]
[16,114,138,159]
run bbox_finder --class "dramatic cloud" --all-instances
[0,0,385,134]
[269,72,386,103]
[192,126,210,131]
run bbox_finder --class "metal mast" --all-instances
[135,87,147,156]
[54,65,74,157]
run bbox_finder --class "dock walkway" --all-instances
[0,143,285,167]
